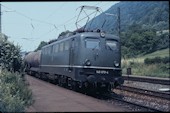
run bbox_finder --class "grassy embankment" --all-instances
[121,48,169,78]
[0,69,33,112]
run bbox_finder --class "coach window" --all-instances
[48,47,51,54]
[46,48,48,54]
[85,38,100,49]
[46,47,49,55]
[47,47,49,55]
[53,45,55,53]
[43,48,45,55]
[51,45,54,54]
[65,41,69,50]
[54,44,59,53]
[47,47,49,54]
[44,48,46,55]
[59,43,64,52]
[42,48,44,55]
[50,46,52,54]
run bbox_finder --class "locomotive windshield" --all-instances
[85,38,100,49]
[106,40,118,51]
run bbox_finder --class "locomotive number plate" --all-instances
[96,70,109,74]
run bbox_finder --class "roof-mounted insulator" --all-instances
[97,29,100,32]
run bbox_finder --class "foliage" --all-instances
[156,32,169,50]
[48,39,58,44]
[34,41,48,51]
[122,59,169,78]
[0,69,33,112]
[144,56,169,64]
[142,48,169,58]
[59,30,72,36]
[121,48,169,78]
[0,33,23,72]
[121,24,169,58]
[58,30,74,39]
[86,1,169,32]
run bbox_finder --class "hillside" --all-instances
[142,48,169,59]
[86,1,169,34]
[122,48,169,63]
[121,48,169,78]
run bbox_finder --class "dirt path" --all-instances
[26,75,126,112]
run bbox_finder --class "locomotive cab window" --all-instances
[106,40,118,50]
[85,38,100,49]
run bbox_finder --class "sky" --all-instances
[1,1,119,52]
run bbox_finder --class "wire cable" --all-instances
[1,4,55,26]
[44,2,65,20]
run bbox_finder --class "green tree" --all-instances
[0,33,22,72]
[121,24,162,57]
[141,30,157,54]
[34,41,48,51]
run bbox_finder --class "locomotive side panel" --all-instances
[39,35,80,80]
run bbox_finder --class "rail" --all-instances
[116,85,170,100]
[123,75,170,85]
[103,93,164,112]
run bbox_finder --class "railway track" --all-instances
[123,75,170,85]
[116,85,170,100]
[105,93,165,112]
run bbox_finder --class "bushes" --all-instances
[122,56,169,78]
[0,33,23,73]
[122,61,169,78]
[0,33,33,112]
[0,70,33,112]
[144,56,169,64]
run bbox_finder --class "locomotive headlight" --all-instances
[114,61,119,67]
[100,32,105,38]
[115,63,119,67]
[86,60,91,66]
[85,59,91,66]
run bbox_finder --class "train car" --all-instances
[24,50,41,73]
[24,30,124,92]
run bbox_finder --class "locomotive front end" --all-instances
[77,32,124,91]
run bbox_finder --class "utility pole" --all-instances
[0,3,1,33]
[117,7,120,38]
[117,7,121,68]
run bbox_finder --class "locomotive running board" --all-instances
[40,65,121,70]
